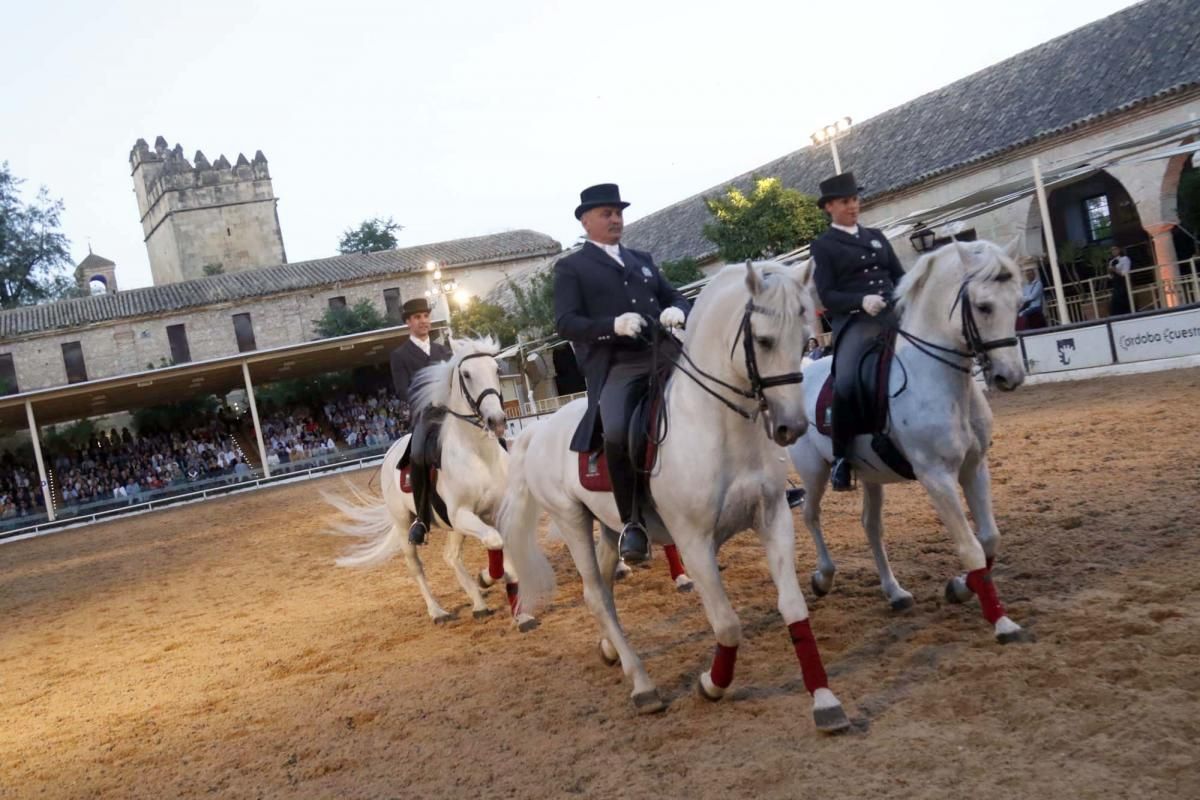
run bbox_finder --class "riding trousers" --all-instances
[831,311,891,459]
[598,349,655,524]
[407,405,446,528]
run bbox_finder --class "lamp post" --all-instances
[810,116,853,173]
[909,224,937,254]
[424,259,460,321]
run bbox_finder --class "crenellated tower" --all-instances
[130,136,287,285]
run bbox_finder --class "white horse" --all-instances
[327,337,534,628]
[789,239,1030,643]
[501,262,852,733]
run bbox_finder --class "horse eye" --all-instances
[995,270,1012,283]
[463,373,472,382]
[977,303,994,314]
[755,336,775,349]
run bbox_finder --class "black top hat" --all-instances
[402,297,432,321]
[817,172,863,208]
[574,183,631,220]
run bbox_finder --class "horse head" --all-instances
[685,260,815,446]
[896,238,1026,391]
[413,336,507,436]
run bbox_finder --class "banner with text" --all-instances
[1111,308,1200,363]
[1022,325,1113,373]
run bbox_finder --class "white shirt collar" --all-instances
[411,335,431,355]
[588,239,624,266]
[831,222,860,236]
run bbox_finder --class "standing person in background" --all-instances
[1017,265,1047,330]
[1107,245,1132,317]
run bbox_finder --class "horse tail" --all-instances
[497,426,556,614]
[324,480,405,568]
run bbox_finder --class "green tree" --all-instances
[511,271,555,338]
[660,257,704,287]
[314,299,389,338]
[451,299,518,346]
[0,162,79,308]
[702,176,826,261]
[337,216,402,254]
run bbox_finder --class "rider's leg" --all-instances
[830,315,882,491]
[407,411,435,545]
[599,354,652,563]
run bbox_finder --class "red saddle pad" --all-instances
[577,440,660,493]
[815,374,834,437]
[398,465,438,494]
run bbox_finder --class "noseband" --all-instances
[896,276,1018,379]
[442,351,503,430]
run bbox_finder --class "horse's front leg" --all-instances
[919,471,1025,644]
[449,505,535,630]
[862,482,914,611]
[798,458,837,597]
[757,499,851,733]
[441,529,491,618]
[595,524,623,666]
[558,514,664,713]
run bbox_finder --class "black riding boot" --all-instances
[830,396,855,492]
[605,441,649,564]
[407,414,437,545]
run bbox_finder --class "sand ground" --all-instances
[1,368,1198,799]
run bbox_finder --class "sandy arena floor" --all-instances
[1,368,1198,799]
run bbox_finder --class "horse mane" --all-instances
[894,241,1018,315]
[707,260,811,319]
[409,335,499,410]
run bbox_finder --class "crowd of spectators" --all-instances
[50,422,251,508]
[1,454,45,521]
[259,410,338,469]
[320,389,409,451]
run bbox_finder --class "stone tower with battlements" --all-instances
[130,136,287,285]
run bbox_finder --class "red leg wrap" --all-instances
[788,619,829,694]
[710,643,738,689]
[487,549,505,581]
[664,544,686,580]
[506,582,520,616]
[966,567,1005,624]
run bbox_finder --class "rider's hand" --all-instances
[862,294,887,316]
[659,307,685,329]
[614,312,645,338]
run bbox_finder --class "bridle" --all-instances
[894,275,1018,380]
[660,297,805,439]
[440,351,503,431]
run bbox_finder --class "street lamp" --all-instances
[424,260,459,311]
[810,116,853,173]
[909,224,937,254]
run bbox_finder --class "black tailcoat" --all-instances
[390,336,453,403]
[553,242,690,452]
[811,226,906,337]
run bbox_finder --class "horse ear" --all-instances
[744,260,763,294]
[953,240,979,271]
[1002,235,1021,259]
[793,258,814,286]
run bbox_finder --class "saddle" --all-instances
[578,393,664,493]
[815,326,915,480]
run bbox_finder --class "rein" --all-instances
[894,276,1018,379]
[654,297,804,438]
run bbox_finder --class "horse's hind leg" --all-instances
[442,530,491,619]
[800,461,837,597]
[645,512,693,592]
[558,513,663,713]
[862,482,914,611]
[919,471,1026,644]
[595,524,623,666]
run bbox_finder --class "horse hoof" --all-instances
[473,608,494,620]
[614,561,632,581]
[696,671,725,702]
[813,703,851,733]
[889,594,915,612]
[598,639,619,666]
[811,573,830,598]
[477,570,495,590]
[675,575,694,593]
[944,576,972,604]
[432,614,452,626]
[515,614,539,633]
[632,689,667,715]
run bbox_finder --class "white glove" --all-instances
[614,312,645,338]
[659,307,685,329]
[862,294,887,316]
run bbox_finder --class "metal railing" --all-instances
[1044,257,1200,326]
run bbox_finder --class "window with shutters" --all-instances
[167,324,192,364]
[62,342,88,384]
[233,313,257,352]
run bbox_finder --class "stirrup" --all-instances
[618,521,650,564]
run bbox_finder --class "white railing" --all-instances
[1044,257,1200,326]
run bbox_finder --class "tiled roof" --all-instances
[623,0,1200,262]
[1,230,559,339]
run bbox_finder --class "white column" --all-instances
[1031,157,1070,325]
[24,401,55,522]
[241,360,271,478]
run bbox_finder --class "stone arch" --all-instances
[1162,137,1198,262]
[88,275,109,295]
